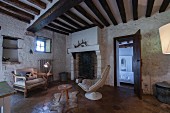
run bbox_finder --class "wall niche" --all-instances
[2,35,23,64]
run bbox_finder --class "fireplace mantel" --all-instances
[68,45,99,53]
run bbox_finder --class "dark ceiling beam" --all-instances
[44,26,69,35]
[65,10,90,26]
[119,43,133,48]
[116,0,127,23]
[132,0,138,20]
[74,24,96,33]
[84,0,110,26]
[48,0,53,3]
[74,5,104,28]
[53,19,77,31]
[0,8,30,23]
[98,0,117,25]
[59,15,83,29]
[146,0,155,17]
[28,0,46,9]
[0,1,34,20]
[48,23,73,33]
[27,0,84,32]
[159,0,170,13]
[4,0,40,15]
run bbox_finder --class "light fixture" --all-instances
[159,23,170,54]
[44,62,52,74]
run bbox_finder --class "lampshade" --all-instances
[44,62,50,68]
[159,23,170,54]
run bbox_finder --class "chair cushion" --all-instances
[26,78,44,86]
[14,80,25,87]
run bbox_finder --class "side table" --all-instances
[58,84,72,102]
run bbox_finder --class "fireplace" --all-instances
[74,51,97,79]
[68,45,102,80]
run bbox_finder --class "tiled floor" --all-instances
[11,81,170,113]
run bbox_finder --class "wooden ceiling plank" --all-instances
[99,0,117,25]
[132,0,138,20]
[28,0,46,9]
[53,19,77,31]
[59,15,83,29]
[84,0,110,26]
[0,8,30,23]
[4,0,40,15]
[74,24,96,33]
[74,5,104,28]
[116,0,127,23]
[65,10,90,26]
[27,0,84,32]
[48,0,53,3]
[44,26,69,35]
[146,0,155,17]
[48,23,73,33]
[0,1,34,20]
[159,0,170,13]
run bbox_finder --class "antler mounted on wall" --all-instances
[74,39,88,48]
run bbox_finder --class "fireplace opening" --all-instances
[74,51,97,79]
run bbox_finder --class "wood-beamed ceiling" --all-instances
[0,0,169,35]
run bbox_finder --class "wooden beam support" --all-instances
[44,26,69,35]
[0,8,30,23]
[0,1,34,20]
[119,43,133,48]
[65,10,89,26]
[53,19,77,31]
[159,0,170,13]
[48,23,73,33]
[74,5,104,28]
[59,15,83,29]
[28,0,46,9]
[132,0,138,20]
[116,0,127,23]
[99,0,117,25]
[27,0,84,32]
[48,0,53,3]
[4,0,40,15]
[146,0,155,17]
[84,0,110,26]
[73,24,96,33]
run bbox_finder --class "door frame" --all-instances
[113,30,142,98]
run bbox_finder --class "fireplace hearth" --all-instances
[78,51,96,79]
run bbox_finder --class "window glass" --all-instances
[36,37,52,53]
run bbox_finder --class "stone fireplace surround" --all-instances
[68,45,101,80]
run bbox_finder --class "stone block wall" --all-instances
[102,9,170,94]
[0,14,66,85]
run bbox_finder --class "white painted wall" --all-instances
[119,47,133,56]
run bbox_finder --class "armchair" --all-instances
[12,68,47,97]
[78,65,110,100]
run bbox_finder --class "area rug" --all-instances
[50,91,79,113]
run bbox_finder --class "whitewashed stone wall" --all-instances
[0,14,66,85]
[102,9,170,94]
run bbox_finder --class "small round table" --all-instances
[58,84,72,102]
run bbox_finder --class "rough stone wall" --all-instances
[0,14,66,85]
[52,33,66,80]
[102,9,170,94]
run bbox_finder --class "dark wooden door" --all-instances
[133,30,142,99]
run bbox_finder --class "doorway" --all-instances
[113,30,142,99]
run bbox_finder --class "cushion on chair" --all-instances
[14,80,25,88]
[26,78,44,86]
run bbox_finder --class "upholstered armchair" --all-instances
[78,65,110,100]
[12,68,47,97]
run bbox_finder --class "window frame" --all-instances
[35,36,52,53]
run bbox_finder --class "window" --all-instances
[36,36,52,53]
